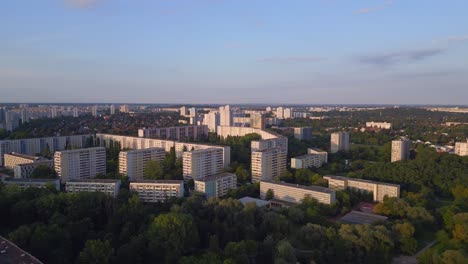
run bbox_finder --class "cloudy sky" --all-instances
[1,0,468,104]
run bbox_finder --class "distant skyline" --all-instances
[2,0,468,104]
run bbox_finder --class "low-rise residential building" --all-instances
[194,172,237,198]
[260,180,336,205]
[119,148,165,180]
[365,122,392,130]
[238,196,270,207]
[323,175,400,202]
[54,147,106,182]
[65,179,121,197]
[2,178,60,191]
[13,160,54,178]
[291,148,328,169]
[129,180,184,203]
[4,153,45,169]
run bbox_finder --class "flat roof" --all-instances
[262,180,334,194]
[16,160,53,167]
[0,236,44,264]
[195,172,236,182]
[308,148,327,153]
[67,179,121,183]
[4,178,59,183]
[292,153,324,160]
[185,148,222,153]
[5,152,41,161]
[56,147,105,153]
[324,175,400,187]
[340,210,388,225]
[130,180,183,184]
[120,147,165,153]
[239,196,270,207]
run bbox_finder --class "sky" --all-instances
[1,0,468,105]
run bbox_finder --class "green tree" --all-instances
[77,239,114,264]
[235,165,250,183]
[147,212,199,263]
[265,189,274,200]
[275,240,296,264]
[393,222,417,255]
[145,160,164,180]
[31,164,56,179]
[43,144,52,158]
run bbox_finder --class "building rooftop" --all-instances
[292,153,324,160]
[130,180,184,184]
[195,172,236,182]
[184,147,222,154]
[262,180,335,194]
[120,147,165,154]
[15,160,53,167]
[239,196,270,207]
[5,152,42,161]
[67,179,121,183]
[308,148,327,153]
[0,236,44,264]
[4,178,59,183]
[324,175,400,188]
[55,147,105,153]
[339,210,388,225]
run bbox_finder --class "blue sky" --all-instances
[1,0,468,104]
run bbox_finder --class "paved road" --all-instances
[392,240,436,264]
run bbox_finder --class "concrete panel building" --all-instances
[391,138,411,162]
[119,147,165,180]
[454,141,468,156]
[330,132,350,153]
[323,175,400,202]
[219,105,233,127]
[194,172,237,198]
[203,112,220,133]
[365,122,392,130]
[252,148,287,182]
[13,160,54,179]
[65,179,121,197]
[96,134,230,169]
[216,126,288,184]
[2,178,60,191]
[0,135,91,166]
[183,148,224,180]
[54,147,106,182]
[291,149,328,169]
[260,180,336,205]
[250,113,266,129]
[138,125,208,141]
[4,153,45,169]
[129,180,184,203]
[294,127,313,141]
